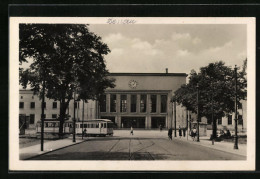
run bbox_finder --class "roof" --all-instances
[108,73,187,77]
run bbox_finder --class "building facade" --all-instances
[99,72,187,129]
[19,90,97,129]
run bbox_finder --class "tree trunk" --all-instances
[58,98,69,138]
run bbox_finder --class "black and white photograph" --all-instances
[9,17,255,171]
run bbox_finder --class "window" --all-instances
[161,95,167,113]
[52,114,57,119]
[110,94,117,112]
[53,102,57,109]
[140,95,147,113]
[131,95,137,112]
[228,115,232,125]
[238,102,242,109]
[100,95,106,112]
[238,115,243,125]
[30,102,35,109]
[41,102,46,109]
[120,95,127,112]
[21,96,23,99]
[150,95,157,113]
[218,118,222,125]
[19,102,24,109]
[29,114,35,124]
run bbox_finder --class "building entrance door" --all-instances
[121,117,145,128]
[151,117,166,128]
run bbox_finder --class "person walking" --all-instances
[130,126,134,135]
[168,128,172,140]
[192,127,197,141]
[178,125,182,138]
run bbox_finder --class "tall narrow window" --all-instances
[120,95,127,112]
[238,115,243,125]
[19,102,24,109]
[30,102,35,109]
[238,102,242,109]
[110,94,116,112]
[100,95,106,112]
[131,95,137,112]
[150,95,157,113]
[53,102,57,109]
[29,114,35,124]
[140,95,147,113]
[161,95,167,113]
[228,115,232,125]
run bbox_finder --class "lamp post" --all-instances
[234,65,239,149]
[196,83,200,142]
[73,90,77,143]
[174,100,177,137]
[82,100,84,140]
[40,79,45,151]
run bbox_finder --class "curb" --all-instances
[173,137,247,157]
[23,139,87,160]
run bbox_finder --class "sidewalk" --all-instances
[19,136,86,160]
[173,135,247,157]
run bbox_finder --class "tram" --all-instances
[75,119,114,137]
[36,119,113,137]
[36,119,73,134]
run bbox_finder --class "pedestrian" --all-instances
[178,125,182,138]
[83,128,87,137]
[168,128,172,140]
[122,123,124,128]
[130,126,134,135]
[192,127,197,141]
[183,128,186,137]
[159,124,162,132]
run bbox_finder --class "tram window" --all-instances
[84,124,87,128]
[104,123,107,128]
[80,124,83,128]
[101,123,103,128]
[96,123,99,128]
[56,122,59,127]
[45,123,48,127]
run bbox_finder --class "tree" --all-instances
[19,24,115,137]
[172,61,247,139]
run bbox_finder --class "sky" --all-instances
[88,24,247,75]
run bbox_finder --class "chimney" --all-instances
[166,68,168,74]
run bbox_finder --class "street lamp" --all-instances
[196,83,200,142]
[73,90,79,143]
[40,79,46,151]
[234,65,239,149]
[174,100,177,137]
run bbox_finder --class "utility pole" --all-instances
[174,100,177,137]
[40,79,45,151]
[73,91,76,143]
[196,83,200,142]
[234,65,239,149]
[82,100,84,140]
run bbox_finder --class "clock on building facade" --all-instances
[129,80,138,89]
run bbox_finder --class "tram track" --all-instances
[129,138,155,160]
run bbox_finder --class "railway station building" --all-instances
[99,71,188,129]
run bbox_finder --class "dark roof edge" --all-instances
[108,73,188,77]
